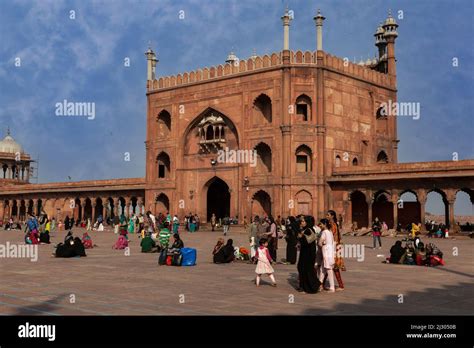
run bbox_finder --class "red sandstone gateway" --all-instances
[0,10,472,232]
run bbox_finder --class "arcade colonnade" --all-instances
[0,194,145,223]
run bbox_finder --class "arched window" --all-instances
[157,110,171,136]
[253,94,272,124]
[335,155,341,168]
[157,152,171,178]
[376,104,387,120]
[352,157,359,166]
[296,145,312,173]
[295,94,312,122]
[377,150,389,164]
[254,142,272,173]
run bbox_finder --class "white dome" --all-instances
[0,132,23,154]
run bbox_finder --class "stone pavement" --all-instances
[0,226,472,315]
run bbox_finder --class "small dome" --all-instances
[374,23,385,35]
[0,130,23,154]
[366,58,372,65]
[225,51,239,64]
[383,11,398,27]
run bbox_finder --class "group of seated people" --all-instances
[212,238,235,263]
[111,221,185,253]
[53,231,91,258]
[3,220,22,230]
[387,237,444,266]
[211,238,250,264]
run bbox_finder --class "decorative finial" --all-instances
[6,126,10,136]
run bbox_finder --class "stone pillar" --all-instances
[124,197,131,218]
[417,190,427,230]
[92,203,96,223]
[392,191,399,229]
[342,199,350,231]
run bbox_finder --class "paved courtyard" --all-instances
[0,226,472,315]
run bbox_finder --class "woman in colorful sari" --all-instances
[172,215,179,234]
[113,235,129,250]
[128,215,135,234]
[327,210,345,290]
[82,232,93,249]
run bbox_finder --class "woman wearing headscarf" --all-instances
[170,233,184,250]
[220,239,236,263]
[389,240,406,264]
[285,216,299,264]
[212,237,226,263]
[297,215,320,293]
[64,216,71,231]
[327,210,345,290]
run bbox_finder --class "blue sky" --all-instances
[0,0,472,215]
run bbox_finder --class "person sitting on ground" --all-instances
[39,229,51,244]
[170,233,184,250]
[64,231,74,245]
[388,240,406,264]
[403,246,416,265]
[415,242,428,266]
[212,238,227,263]
[140,232,157,253]
[221,239,236,263]
[82,232,93,249]
[159,223,171,249]
[113,234,129,250]
[54,236,87,257]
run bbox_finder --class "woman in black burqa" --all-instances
[296,215,320,293]
[285,216,299,264]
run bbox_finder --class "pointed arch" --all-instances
[252,94,272,125]
[157,109,171,136]
[295,144,313,173]
[295,94,312,121]
[252,190,272,218]
[377,150,389,163]
[254,142,272,173]
[157,151,171,178]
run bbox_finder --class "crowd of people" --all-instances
[387,236,445,266]
[4,206,454,292]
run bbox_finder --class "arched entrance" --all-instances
[372,191,394,228]
[206,177,230,221]
[398,190,420,228]
[351,191,368,229]
[155,193,169,215]
[251,190,272,218]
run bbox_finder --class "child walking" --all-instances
[255,238,277,287]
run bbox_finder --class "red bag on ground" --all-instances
[166,255,173,266]
[430,255,445,266]
[239,247,249,255]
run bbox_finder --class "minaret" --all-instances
[144,46,158,81]
[313,9,326,51]
[281,7,292,51]
[374,22,386,60]
[382,10,398,76]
